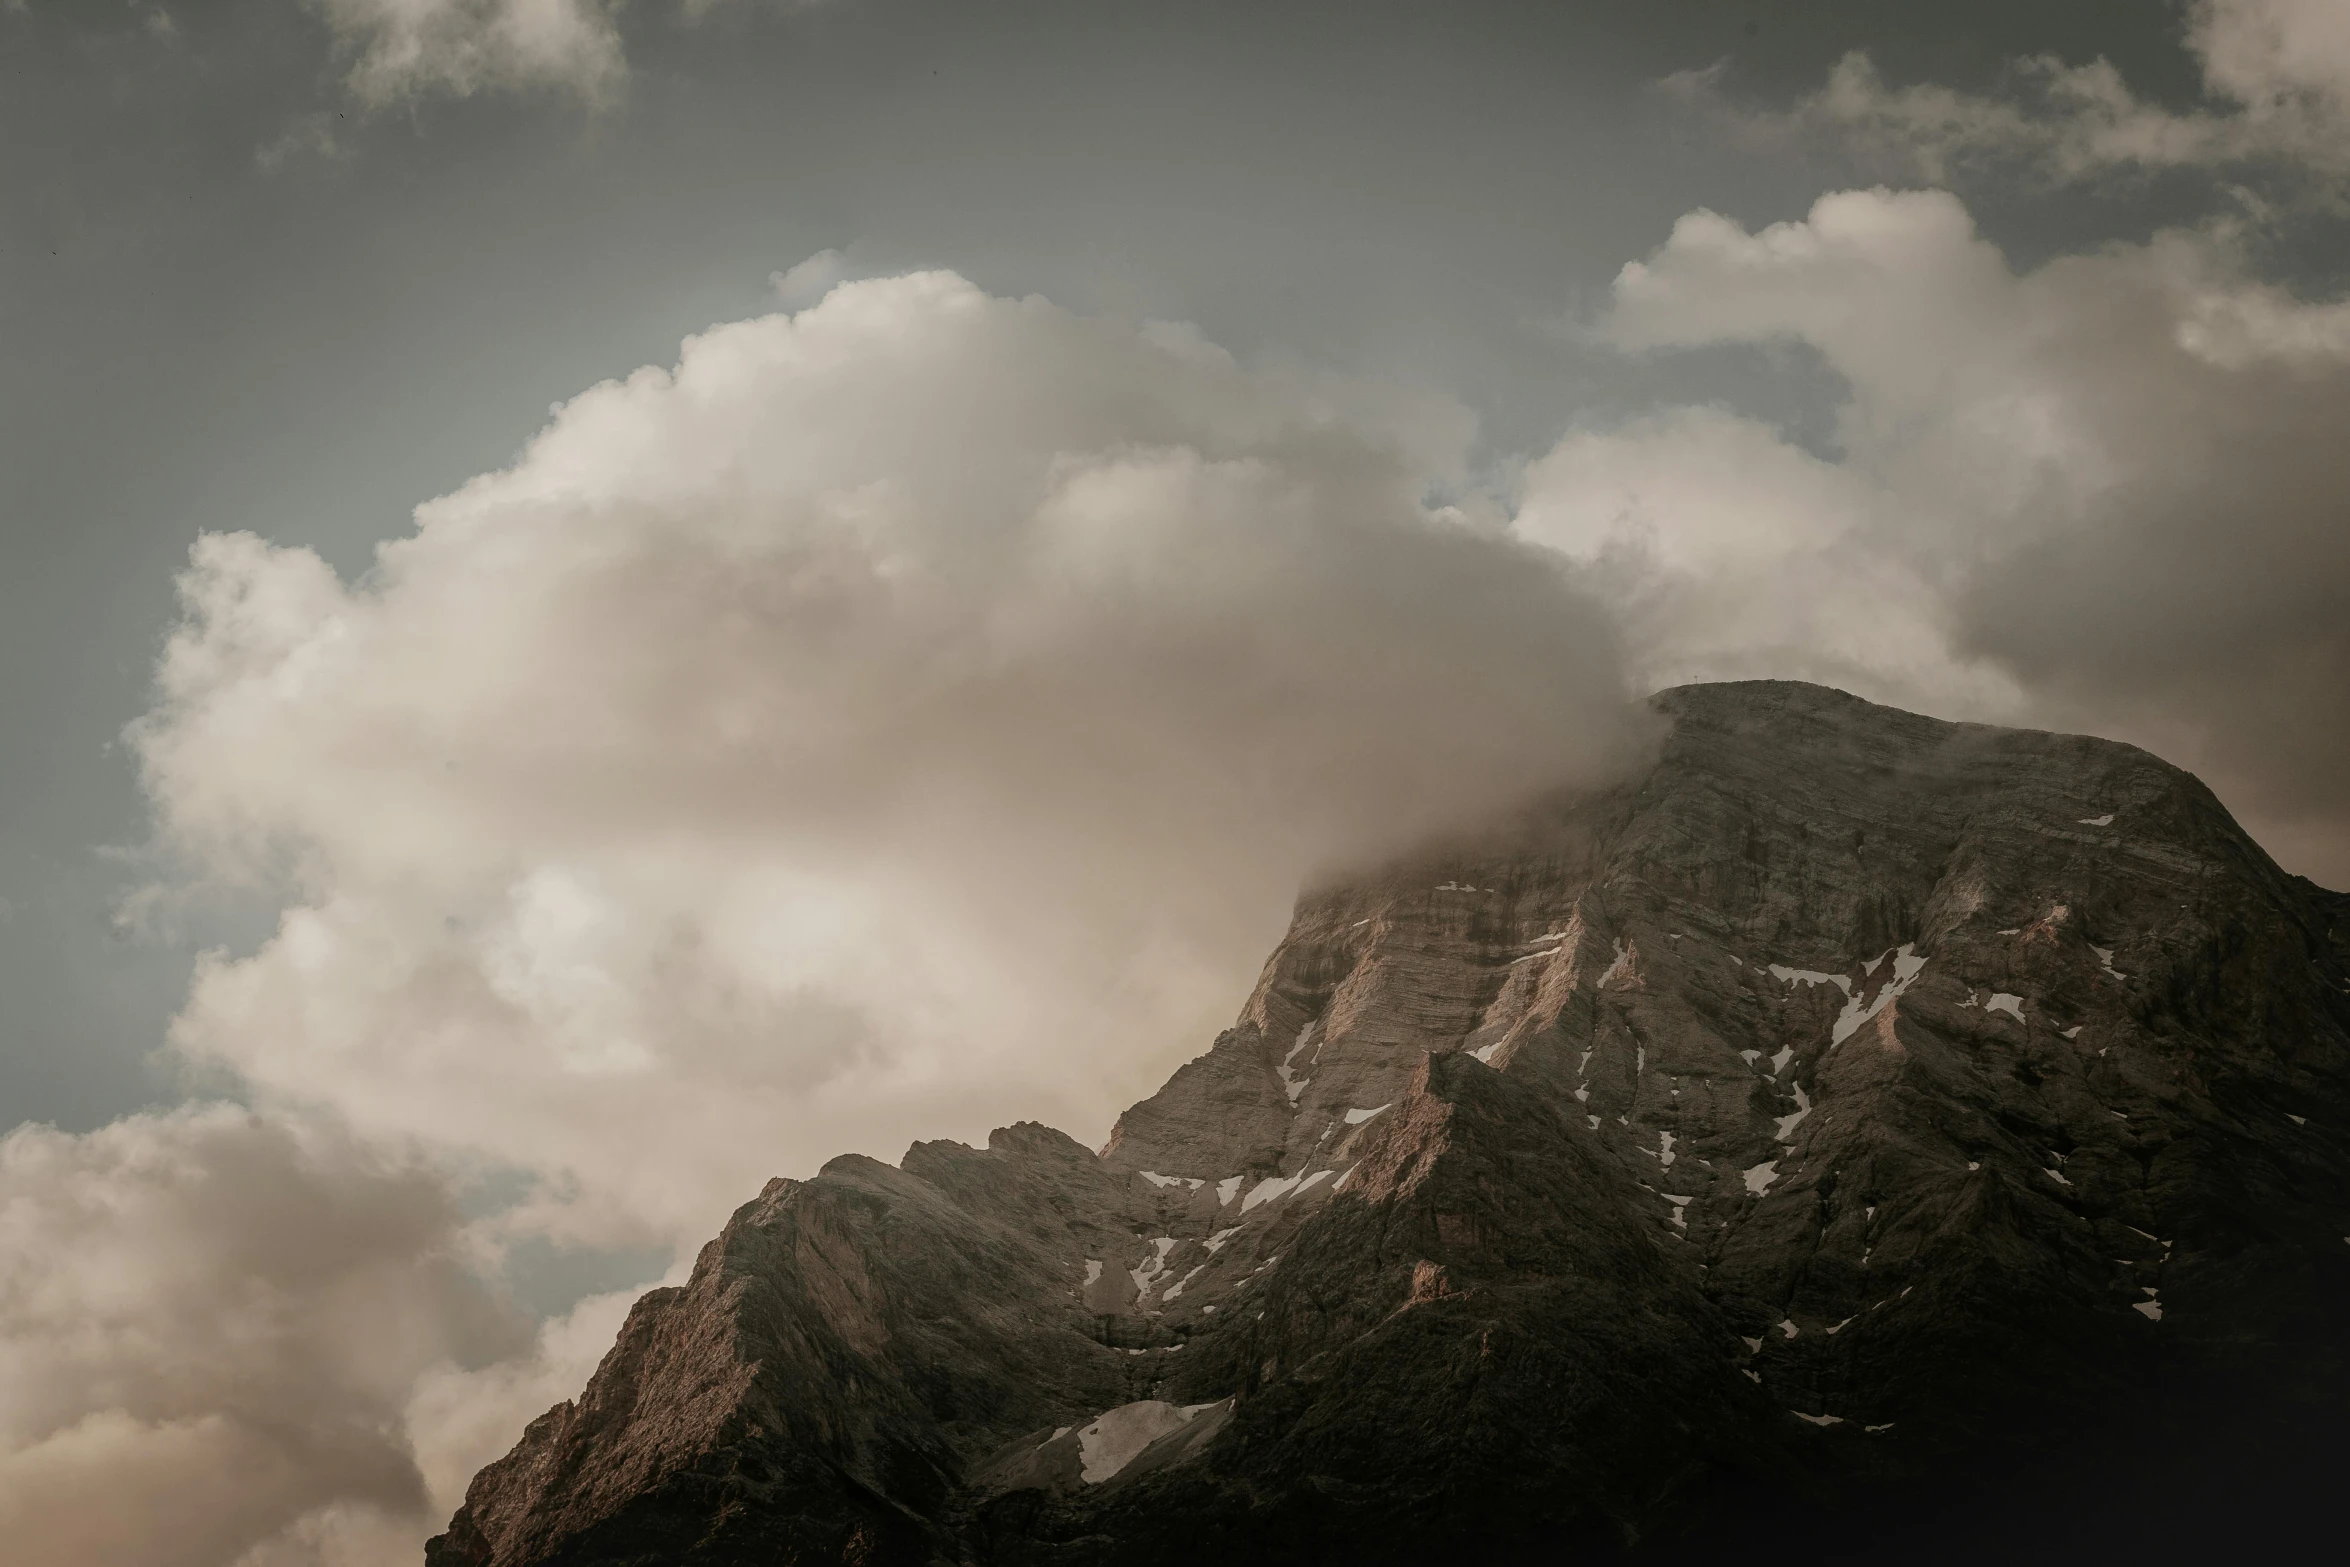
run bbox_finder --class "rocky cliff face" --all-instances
[428,681,2350,1565]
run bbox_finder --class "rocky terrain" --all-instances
[427,680,2350,1565]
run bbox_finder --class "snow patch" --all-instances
[1777,1318,1799,1339]
[2079,814,2114,827]
[1984,993,2025,1021]
[1658,1130,1677,1167]
[1832,944,1927,1046]
[2060,1025,2083,1040]
[1597,938,1634,988]
[1084,1260,1103,1286]
[1744,1160,1782,1196]
[2092,946,2127,982]
[1242,1175,1302,1211]
[1215,1176,1243,1207]
[1140,1171,1204,1190]
[1774,1082,1814,1143]
[2134,1288,2163,1322]
[1129,1237,1179,1299]
[1077,1400,1211,1483]
[1161,1263,1209,1302]
[1792,1411,1843,1427]
[1768,964,1851,994]
[1278,1020,1320,1105]
[1342,1104,1392,1126]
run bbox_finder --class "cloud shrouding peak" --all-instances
[1674,0,2350,191]
[134,269,1642,1249]
[1524,186,2350,881]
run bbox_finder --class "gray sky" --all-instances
[7,5,2350,1561]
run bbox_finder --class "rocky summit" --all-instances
[427,681,2350,1566]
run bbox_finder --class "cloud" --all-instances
[1522,186,2350,882]
[314,0,627,105]
[0,1106,528,1567]
[131,270,1642,1252]
[1670,0,2350,192]
[309,0,821,106]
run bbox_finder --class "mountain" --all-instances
[426,680,2350,1566]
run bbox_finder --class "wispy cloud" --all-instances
[1669,0,2350,195]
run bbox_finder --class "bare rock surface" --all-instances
[428,681,2350,1566]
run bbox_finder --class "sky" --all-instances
[4,2,2349,1563]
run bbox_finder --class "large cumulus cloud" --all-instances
[132,270,1643,1249]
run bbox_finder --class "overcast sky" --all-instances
[5,3,2349,1563]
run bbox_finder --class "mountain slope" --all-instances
[429,680,2350,1565]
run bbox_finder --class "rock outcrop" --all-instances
[429,681,2350,1565]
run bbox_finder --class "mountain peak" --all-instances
[430,684,2350,1565]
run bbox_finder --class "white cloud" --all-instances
[132,270,1641,1251]
[1522,186,2350,880]
[0,1107,527,1567]
[310,0,823,105]
[1675,0,2350,191]
[315,0,628,105]
[1515,405,2020,721]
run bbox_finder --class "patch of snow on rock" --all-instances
[2079,814,2114,827]
[1774,1083,1813,1143]
[1129,1237,1178,1299]
[1215,1176,1243,1207]
[1342,1104,1391,1125]
[1744,1160,1781,1196]
[1832,944,1928,1046]
[1242,1174,1302,1212]
[1984,993,2025,1021]
[1278,1021,1320,1104]
[1077,1400,1207,1483]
